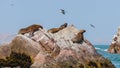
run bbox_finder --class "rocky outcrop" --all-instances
[108,26,120,54]
[0,24,115,68]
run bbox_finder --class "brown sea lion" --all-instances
[18,28,28,35]
[71,29,86,44]
[18,24,43,35]
[47,28,60,33]
[47,23,67,33]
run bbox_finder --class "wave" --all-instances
[95,45,120,68]
[95,47,108,52]
[112,62,120,68]
[95,47,101,49]
[104,49,108,51]
[115,63,120,66]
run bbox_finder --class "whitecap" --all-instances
[95,47,101,50]
[104,49,108,52]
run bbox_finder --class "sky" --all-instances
[0,0,120,45]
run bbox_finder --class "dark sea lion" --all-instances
[18,24,43,35]
[59,23,67,30]
[72,29,86,44]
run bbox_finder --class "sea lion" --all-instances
[47,23,67,33]
[59,23,67,30]
[18,28,28,35]
[18,24,43,35]
[47,28,60,33]
[71,29,86,44]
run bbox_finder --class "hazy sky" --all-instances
[0,0,120,45]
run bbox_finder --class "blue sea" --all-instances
[94,45,120,68]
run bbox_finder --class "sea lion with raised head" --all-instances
[47,23,68,33]
[72,29,86,44]
[47,28,60,33]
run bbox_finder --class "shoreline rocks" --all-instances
[108,26,120,54]
[0,24,115,68]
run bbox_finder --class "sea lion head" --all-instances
[61,23,67,27]
[78,29,86,34]
[72,29,86,44]
[59,23,68,29]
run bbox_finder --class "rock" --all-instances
[11,35,42,58]
[0,35,42,68]
[0,43,11,60]
[31,25,114,68]
[108,26,120,54]
[0,24,115,68]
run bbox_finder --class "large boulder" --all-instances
[0,24,115,68]
[31,25,114,68]
[108,26,120,54]
[0,35,42,68]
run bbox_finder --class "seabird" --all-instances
[90,24,95,28]
[60,9,65,15]
[10,4,14,6]
[10,0,14,6]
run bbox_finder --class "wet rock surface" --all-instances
[0,24,115,68]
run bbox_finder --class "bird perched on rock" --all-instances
[71,30,86,44]
[60,9,65,15]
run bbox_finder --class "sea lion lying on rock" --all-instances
[18,24,43,36]
[47,23,67,33]
[47,28,60,33]
[71,29,86,44]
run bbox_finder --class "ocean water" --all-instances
[94,45,120,68]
